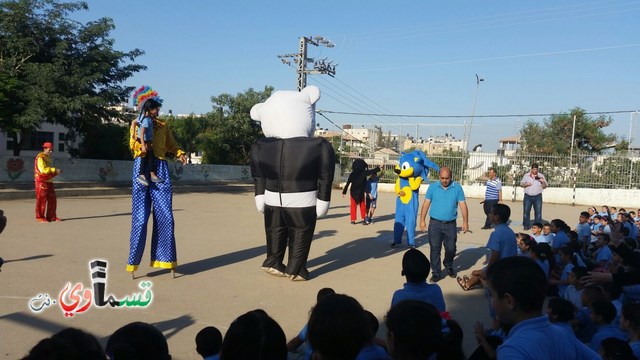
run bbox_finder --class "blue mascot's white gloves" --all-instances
[316,200,330,218]
[255,194,265,213]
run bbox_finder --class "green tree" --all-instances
[168,114,210,164]
[519,107,619,155]
[0,0,145,156]
[78,122,130,160]
[199,86,273,165]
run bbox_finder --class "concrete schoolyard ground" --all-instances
[0,186,586,359]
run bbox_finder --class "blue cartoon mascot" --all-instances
[391,150,439,248]
[250,85,335,281]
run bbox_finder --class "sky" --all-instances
[73,0,640,151]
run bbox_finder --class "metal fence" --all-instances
[340,152,640,190]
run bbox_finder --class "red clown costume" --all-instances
[34,142,61,222]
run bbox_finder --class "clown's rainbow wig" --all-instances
[132,85,163,108]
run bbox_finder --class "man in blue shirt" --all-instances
[419,166,469,282]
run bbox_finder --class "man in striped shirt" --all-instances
[481,168,502,229]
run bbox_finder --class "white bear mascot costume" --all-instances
[250,86,335,281]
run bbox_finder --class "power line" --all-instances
[317,109,638,119]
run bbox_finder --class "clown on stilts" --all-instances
[127,86,187,278]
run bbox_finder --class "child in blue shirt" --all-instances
[573,286,607,343]
[531,242,553,278]
[549,246,577,298]
[195,326,222,360]
[286,287,335,360]
[356,311,391,360]
[593,233,613,270]
[457,203,517,291]
[588,300,629,352]
[364,172,379,225]
[546,297,576,336]
[131,100,163,186]
[391,248,446,313]
[576,211,592,253]
[486,256,599,359]
[621,302,640,359]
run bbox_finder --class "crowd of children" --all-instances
[465,204,640,359]
[19,203,640,359]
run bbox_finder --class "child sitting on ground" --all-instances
[356,310,391,360]
[287,287,335,360]
[599,338,635,360]
[531,242,554,279]
[549,246,577,298]
[593,233,613,270]
[531,222,548,243]
[485,256,598,358]
[564,266,588,309]
[541,222,555,243]
[516,233,534,257]
[391,248,446,313]
[456,204,517,292]
[588,300,629,352]
[621,302,640,359]
[195,326,222,360]
[573,286,607,343]
[546,297,576,336]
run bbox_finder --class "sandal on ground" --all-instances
[456,276,471,291]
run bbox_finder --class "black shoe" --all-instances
[481,226,492,230]
[390,242,399,248]
[523,227,531,231]
[447,268,457,278]
[351,221,356,225]
[430,273,444,283]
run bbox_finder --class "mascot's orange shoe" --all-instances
[36,218,48,223]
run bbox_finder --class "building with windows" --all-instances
[1,123,77,159]
[402,134,464,155]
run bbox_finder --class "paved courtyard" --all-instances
[0,186,586,359]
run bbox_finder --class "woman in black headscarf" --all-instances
[342,159,380,225]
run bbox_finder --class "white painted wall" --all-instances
[363,182,640,208]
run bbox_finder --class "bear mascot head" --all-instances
[250,86,320,139]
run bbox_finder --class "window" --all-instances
[5,131,54,151]
[24,131,54,150]
[58,132,66,152]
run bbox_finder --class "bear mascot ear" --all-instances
[301,85,321,105]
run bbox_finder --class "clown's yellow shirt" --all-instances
[130,119,185,160]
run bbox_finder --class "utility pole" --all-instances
[278,35,337,91]
[464,74,484,152]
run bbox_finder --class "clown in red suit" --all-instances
[34,142,62,222]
